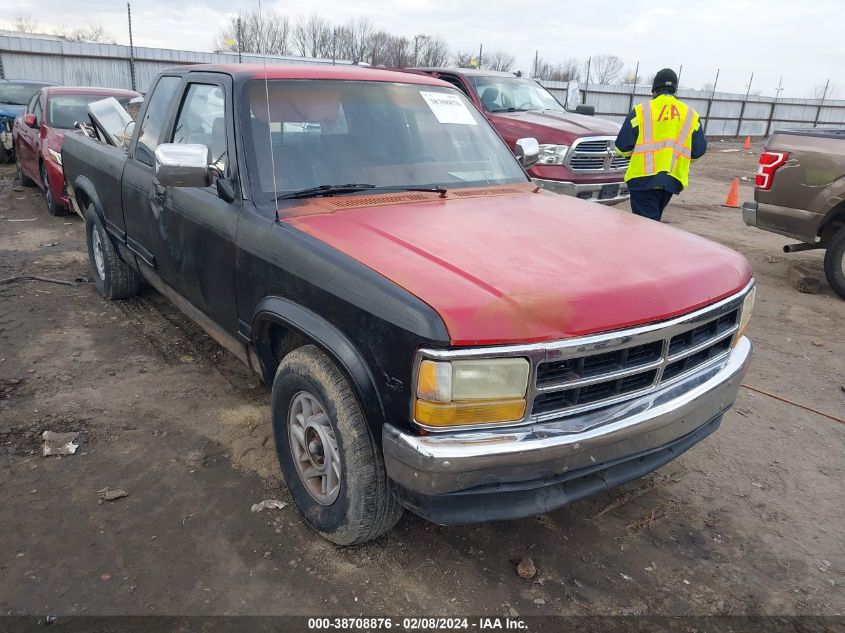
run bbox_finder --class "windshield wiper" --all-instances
[275,183,447,200]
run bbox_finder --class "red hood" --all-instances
[285,188,752,346]
[490,110,621,144]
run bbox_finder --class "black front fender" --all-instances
[252,297,386,433]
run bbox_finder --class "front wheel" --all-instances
[41,163,67,216]
[271,345,403,545]
[824,226,845,300]
[85,204,140,300]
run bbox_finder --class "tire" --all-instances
[823,226,845,300]
[271,345,403,545]
[41,163,67,216]
[85,204,140,300]
[16,157,34,187]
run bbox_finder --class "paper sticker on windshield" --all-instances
[420,91,477,125]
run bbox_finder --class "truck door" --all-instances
[122,75,182,268]
[151,74,241,334]
[16,92,42,181]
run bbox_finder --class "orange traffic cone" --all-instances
[723,177,740,208]
[743,135,751,150]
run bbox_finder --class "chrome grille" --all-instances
[567,136,630,173]
[414,282,753,432]
[532,307,739,419]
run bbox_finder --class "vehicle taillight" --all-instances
[755,151,789,190]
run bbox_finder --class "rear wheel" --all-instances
[41,163,66,216]
[823,226,845,300]
[85,204,140,300]
[271,345,403,545]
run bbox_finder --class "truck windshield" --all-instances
[468,76,565,113]
[0,82,49,106]
[242,80,528,200]
[48,94,133,129]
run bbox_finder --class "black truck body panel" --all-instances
[61,66,451,437]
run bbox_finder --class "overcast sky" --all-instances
[7,0,841,98]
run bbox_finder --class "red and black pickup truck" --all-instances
[61,64,754,545]
[400,68,630,204]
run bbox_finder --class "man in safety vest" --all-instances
[614,68,707,221]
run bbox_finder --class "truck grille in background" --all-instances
[567,136,630,173]
[532,307,740,418]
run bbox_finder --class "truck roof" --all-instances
[413,68,520,78]
[169,63,451,87]
[41,86,139,97]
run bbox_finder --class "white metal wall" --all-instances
[0,33,354,93]
[540,80,845,137]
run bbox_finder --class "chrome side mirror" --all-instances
[154,143,212,188]
[515,137,540,169]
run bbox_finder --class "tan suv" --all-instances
[743,128,845,298]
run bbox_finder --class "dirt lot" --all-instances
[0,140,843,619]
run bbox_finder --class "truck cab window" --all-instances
[134,76,180,167]
[172,84,227,175]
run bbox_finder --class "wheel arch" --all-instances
[71,175,104,222]
[818,200,845,243]
[252,297,387,432]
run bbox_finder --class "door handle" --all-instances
[152,183,167,201]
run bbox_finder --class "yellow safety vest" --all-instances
[622,95,699,189]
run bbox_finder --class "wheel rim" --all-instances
[91,225,106,280]
[288,391,341,505]
[41,166,52,208]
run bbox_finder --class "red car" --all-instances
[13,86,139,215]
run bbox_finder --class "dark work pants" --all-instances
[630,189,674,221]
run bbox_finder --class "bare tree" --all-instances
[486,50,515,73]
[811,83,836,99]
[534,57,580,82]
[293,14,332,58]
[590,54,624,84]
[57,23,116,44]
[413,34,449,67]
[345,17,375,64]
[453,50,476,68]
[385,36,413,67]
[13,14,37,33]
[216,10,291,55]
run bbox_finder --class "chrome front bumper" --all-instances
[383,337,751,497]
[533,177,629,205]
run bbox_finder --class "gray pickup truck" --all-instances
[742,128,845,298]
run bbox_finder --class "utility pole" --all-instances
[766,76,783,137]
[813,78,830,128]
[127,2,136,92]
[737,71,754,137]
[237,17,242,63]
[703,68,720,134]
[582,56,592,104]
[627,60,639,112]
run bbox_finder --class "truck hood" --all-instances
[490,109,621,141]
[285,188,751,345]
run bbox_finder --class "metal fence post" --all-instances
[703,68,719,135]
[766,77,783,137]
[627,61,639,113]
[813,79,829,128]
[582,57,591,105]
[737,71,753,137]
[127,2,136,92]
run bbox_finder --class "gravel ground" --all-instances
[0,139,842,619]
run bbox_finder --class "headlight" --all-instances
[415,358,530,427]
[735,285,756,342]
[537,144,569,165]
[48,148,62,165]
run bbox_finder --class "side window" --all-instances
[31,96,43,125]
[171,83,227,175]
[135,76,180,167]
[440,75,471,99]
